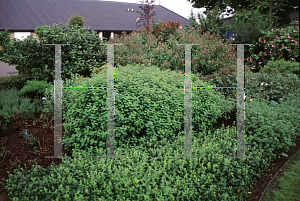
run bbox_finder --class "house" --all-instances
[222,10,299,40]
[0,0,190,51]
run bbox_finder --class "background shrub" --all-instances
[246,20,299,72]
[0,23,107,84]
[34,25,50,40]
[199,62,300,104]
[0,29,13,58]
[109,24,237,78]
[68,14,85,29]
[259,58,300,78]
[144,16,180,44]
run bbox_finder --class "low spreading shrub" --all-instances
[2,125,268,201]
[5,98,300,201]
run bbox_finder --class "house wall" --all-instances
[1,30,134,51]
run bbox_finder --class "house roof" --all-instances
[0,0,190,32]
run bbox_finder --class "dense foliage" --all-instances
[68,14,85,29]
[245,20,299,72]
[0,23,107,84]
[59,63,234,155]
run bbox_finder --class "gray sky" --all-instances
[98,0,236,23]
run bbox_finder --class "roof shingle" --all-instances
[0,0,190,32]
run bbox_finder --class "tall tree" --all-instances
[186,0,299,29]
[136,0,157,30]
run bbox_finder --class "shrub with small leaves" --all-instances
[68,14,85,29]
[259,58,300,78]
[34,25,50,40]
[60,63,234,155]
[18,80,53,100]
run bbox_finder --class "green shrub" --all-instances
[244,95,300,160]
[4,85,300,200]
[259,58,300,78]
[34,25,50,40]
[246,20,299,72]
[0,88,36,131]
[18,80,53,100]
[3,125,266,201]
[109,24,237,78]
[68,14,85,29]
[0,29,12,56]
[243,70,300,104]
[60,63,234,156]
[0,73,28,92]
[0,23,107,84]
[197,60,300,104]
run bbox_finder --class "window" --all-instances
[14,32,31,41]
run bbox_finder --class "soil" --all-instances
[0,104,299,200]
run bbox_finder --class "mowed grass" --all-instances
[261,148,300,201]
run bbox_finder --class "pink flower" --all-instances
[293,30,295,32]
[259,38,261,42]
[261,82,264,85]
[45,66,47,69]
[229,101,231,103]
[271,29,273,31]
[289,49,291,52]
[296,42,298,46]
[264,40,266,43]
[250,99,253,101]
[282,45,285,47]
[296,55,298,57]
[258,62,261,64]
[270,51,272,54]
[178,26,183,30]
[279,49,281,51]
[272,45,275,47]
[270,82,273,84]
[265,83,268,85]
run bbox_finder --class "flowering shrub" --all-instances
[109,25,237,78]
[246,20,299,72]
[144,16,180,44]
